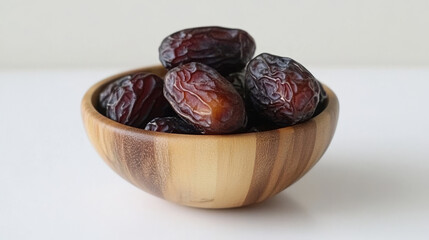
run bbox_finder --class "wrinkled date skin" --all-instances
[245,53,321,126]
[99,75,131,113]
[313,80,328,116]
[225,71,246,99]
[102,72,172,128]
[159,26,256,75]
[144,117,199,134]
[164,62,247,134]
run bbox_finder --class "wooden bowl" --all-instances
[81,66,339,209]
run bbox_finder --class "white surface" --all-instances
[0,68,428,239]
[1,0,429,68]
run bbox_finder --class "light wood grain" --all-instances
[81,65,339,208]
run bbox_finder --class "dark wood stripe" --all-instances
[243,130,280,206]
[290,120,318,184]
[118,133,164,198]
[108,129,133,182]
[269,120,318,196]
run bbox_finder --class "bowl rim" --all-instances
[81,65,338,139]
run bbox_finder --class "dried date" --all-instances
[99,75,131,114]
[159,26,256,75]
[225,71,246,99]
[144,117,199,134]
[245,53,321,126]
[313,80,328,116]
[164,62,247,134]
[102,72,172,128]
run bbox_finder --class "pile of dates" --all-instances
[99,26,327,134]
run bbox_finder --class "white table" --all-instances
[1,68,428,239]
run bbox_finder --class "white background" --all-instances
[1,1,429,239]
[1,0,429,68]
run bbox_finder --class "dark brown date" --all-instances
[144,117,199,134]
[102,72,172,128]
[244,106,280,132]
[159,26,256,75]
[313,80,328,116]
[164,62,247,134]
[245,53,321,126]
[225,71,246,99]
[99,75,131,114]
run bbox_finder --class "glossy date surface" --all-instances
[163,62,246,134]
[99,75,131,113]
[144,117,199,134]
[245,53,321,126]
[159,26,255,75]
[225,71,246,99]
[101,72,171,128]
[313,80,328,116]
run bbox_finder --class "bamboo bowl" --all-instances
[81,65,339,209]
